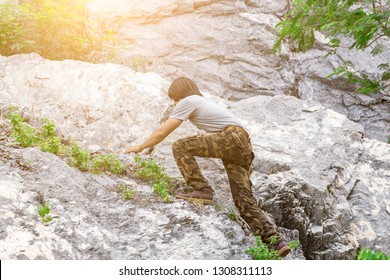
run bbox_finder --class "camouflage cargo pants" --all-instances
[172,125,282,244]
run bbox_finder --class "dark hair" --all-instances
[168,77,202,101]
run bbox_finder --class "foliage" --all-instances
[7,107,126,175]
[0,2,35,55]
[228,208,237,221]
[288,239,301,250]
[273,0,390,96]
[7,107,183,203]
[151,180,171,202]
[0,0,117,62]
[92,154,126,174]
[7,107,39,147]
[38,118,61,154]
[357,248,390,260]
[134,156,174,202]
[117,183,137,200]
[246,236,283,260]
[327,61,384,94]
[8,107,61,153]
[37,202,52,223]
[66,141,91,172]
[246,236,300,260]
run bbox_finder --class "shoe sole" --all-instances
[175,194,213,205]
[278,246,292,258]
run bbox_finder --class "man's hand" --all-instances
[123,119,182,155]
[124,145,144,154]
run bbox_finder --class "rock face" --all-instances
[87,0,390,142]
[0,53,302,260]
[0,143,256,260]
[231,96,390,259]
[1,54,389,259]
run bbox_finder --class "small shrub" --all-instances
[357,248,390,260]
[7,107,39,147]
[8,108,61,153]
[246,237,300,260]
[7,107,128,175]
[152,180,171,202]
[134,156,162,181]
[38,118,61,154]
[134,156,174,202]
[91,154,126,175]
[246,236,282,260]
[66,141,91,172]
[37,202,52,223]
[117,183,137,200]
[288,239,301,250]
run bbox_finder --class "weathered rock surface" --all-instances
[0,54,302,260]
[0,142,257,260]
[231,96,390,259]
[1,54,389,259]
[87,0,390,142]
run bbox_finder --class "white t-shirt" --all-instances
[169,95,242,133]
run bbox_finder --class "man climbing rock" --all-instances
[124,77,291,257]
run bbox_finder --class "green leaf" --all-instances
[357,248,390,260]
[328,38,340,48]
[371,44,383,56]
[273,0,389,96]
[378,63,389,70]
[381,71,390,81]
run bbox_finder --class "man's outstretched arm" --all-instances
[124,118,183,154]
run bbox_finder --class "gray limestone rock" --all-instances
[0,54,389,260]
[87,0,389,142]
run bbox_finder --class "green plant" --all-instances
[8,108,62,153]
[7,107,39,147]
[152,180,171,202]
[288,239,301,250]
[37,202,52,223]
[64,141,90,171]
[7,107,129,175]
[246,236,282,260]
[246,237,300,260]
[38,118,61,154]
[134,156,174,202]
[0,0,118,62]
[227,208,236,221]
[327,61,385,95]
[273,0,390,96]
[117,183,137,200]
[91,154,126,175]
[135,156,161,181]
[0,3,35,56]
[357,248,390,260]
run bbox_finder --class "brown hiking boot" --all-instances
[175,188,214,204]
[275,241,291,258]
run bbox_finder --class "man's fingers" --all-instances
[124,146,141,154]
